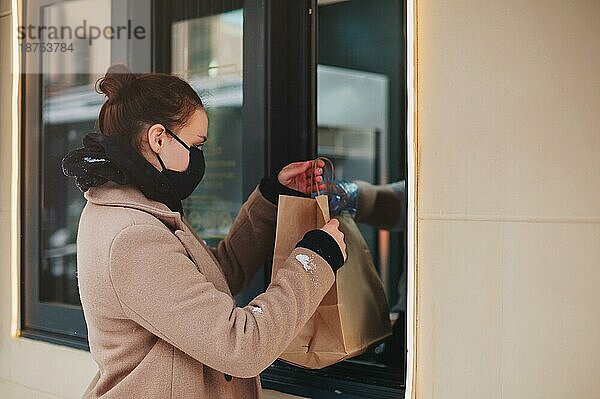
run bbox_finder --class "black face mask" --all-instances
[156,128,206,200]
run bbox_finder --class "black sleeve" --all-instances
[259,175,310,206]
[295,229,345,272]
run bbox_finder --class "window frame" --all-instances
[20,0,90,349]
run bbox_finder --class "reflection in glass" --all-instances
[317,0,406,375]
[172,9,244,247]
[40,0,112,305]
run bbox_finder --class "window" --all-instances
[21,0,264,347]
[170,9,247,248]
[20,0,406,396]
[260,1,407,398]
[317,0,406,373]
[21,0,120,347]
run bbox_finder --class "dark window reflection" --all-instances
[41,74,102,305]
[317,0,406,376]
[38,0,114,307]
[172,9,245,247]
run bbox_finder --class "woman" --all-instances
[61,64,347,398]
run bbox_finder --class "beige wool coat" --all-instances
[76,180,336,398]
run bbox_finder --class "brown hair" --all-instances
[95,64,204,152]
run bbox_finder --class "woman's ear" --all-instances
[146,123,168,152]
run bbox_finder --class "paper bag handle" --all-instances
[311,157,335,197]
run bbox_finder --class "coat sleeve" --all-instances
[206,185,279,296]
[355,180,407,232]
[108,222,335,378]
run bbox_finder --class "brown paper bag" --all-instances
[271,190,393,369]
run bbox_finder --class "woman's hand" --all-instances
[321,219,347,261]
[278,159,326,195]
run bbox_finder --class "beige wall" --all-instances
[415,0,600,398]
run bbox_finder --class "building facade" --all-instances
[2,0,600,398]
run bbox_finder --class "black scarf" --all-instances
[61,132,184,215]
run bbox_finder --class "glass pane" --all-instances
[40,0,113,305]
[317,0,406,376]
[171,9,245,247]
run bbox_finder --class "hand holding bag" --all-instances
[271,158,392,369]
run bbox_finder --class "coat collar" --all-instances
[84,180,185,231]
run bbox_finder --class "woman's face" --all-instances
[145,108,208,172]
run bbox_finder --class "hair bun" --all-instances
[95,64,137,103]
